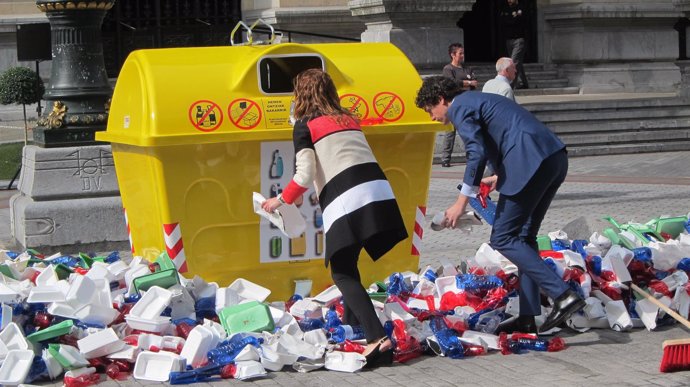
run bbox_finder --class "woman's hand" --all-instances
[481,175,498,192]
[261,197,282,213]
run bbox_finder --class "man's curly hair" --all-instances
[415,76,464,109]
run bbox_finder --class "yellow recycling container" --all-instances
[97,42,443,301]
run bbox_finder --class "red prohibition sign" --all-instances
[372,92,405,122]
[339,93,369,119]
[228,98,262,130]
[189,100,223,132]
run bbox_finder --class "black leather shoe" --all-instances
[441,161,451,168]
[539,289,586,333]
[498,315,537,334]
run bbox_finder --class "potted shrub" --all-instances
[0,66,45,145]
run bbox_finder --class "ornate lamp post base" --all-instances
[10,1,128,253]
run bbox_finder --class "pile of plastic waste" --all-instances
[0,214,689,385]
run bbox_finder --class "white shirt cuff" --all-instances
[459,183,479,198]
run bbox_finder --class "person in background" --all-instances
[482,57,516,101]
[440,43,477,167]
[415,76,586,334]
[500,0,530,89]
[262,68,407,367]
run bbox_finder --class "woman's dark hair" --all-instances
[415,76,464,110]
[292,68,354,123]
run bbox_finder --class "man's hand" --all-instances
[445,194,470,229]
[481,175,498,192]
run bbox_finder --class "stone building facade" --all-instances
[0,0,687,93]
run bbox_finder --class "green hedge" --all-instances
[0,142,23,180]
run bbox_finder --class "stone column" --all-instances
[10,0,127,254]
[676,60,690,97]
[348,0,475,70]
[673,1,690,97]
[543,0,681,94]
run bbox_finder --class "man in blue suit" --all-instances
[415,76,585,333]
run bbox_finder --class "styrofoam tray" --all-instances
[133,351,185,382]
[228,278,271,303]
[129,286,172,319]
[313,284,342,305]
[125,315,172,333]
[0,349,34,385]
[0,323,29,352]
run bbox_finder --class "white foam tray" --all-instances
[0,349,34,385]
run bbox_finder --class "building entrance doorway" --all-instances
[457,0,537,64]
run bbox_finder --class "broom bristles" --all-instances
[660,339,690,373]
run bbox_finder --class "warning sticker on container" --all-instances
[339,94,369,120]
[189,100,223,132]
[373,92,405,122]
[228,98,262,130]
[261,97,292,129]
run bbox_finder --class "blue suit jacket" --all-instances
[448,91,565,196]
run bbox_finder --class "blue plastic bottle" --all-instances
[324,307,342,330]
[329,324,365,343]
[207,334,262,366]
[456,274,503,291]
[632,247,653,263]
[677,258,690,272]
[469,196,496,225]
[429,316,464,358]
[551,238,570,251]
[570,240,588,258]
[298,316,325,332]
[422,268,438,283]
[386,272,411,296]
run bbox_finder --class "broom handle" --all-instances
[631,283,690,330]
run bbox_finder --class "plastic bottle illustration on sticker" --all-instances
[314,208,323,228]
[315,230,324,255]
[269,150,283,179]
[270,236,282,258]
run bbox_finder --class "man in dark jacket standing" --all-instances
[500,0,529,89]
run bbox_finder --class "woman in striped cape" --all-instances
[262,68,407,367]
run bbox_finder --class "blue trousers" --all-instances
[489,149,569,316]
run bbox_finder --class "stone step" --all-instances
[528,78,570,88]
[567,140,690,157]
[434,94,690,162]
[515,87,580,96]
[549,116,690,134]
[530,104,690,123]
[559,127,690,146]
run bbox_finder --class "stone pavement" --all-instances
[1,150,689,386]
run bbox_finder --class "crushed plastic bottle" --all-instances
[429,316,465,359]
[329,324,365,343]
[285,294,303,312]
[499,333,566,355]
[632,247,653,263]
[334,339,365,353]
[386,272,412,296]
[468,309,504,334]
[207,334,262,366]
[678,257,690,272]
[456,274,503,292]
[170,364,223,384]
[298,316,325,332]
[324,307,342,330]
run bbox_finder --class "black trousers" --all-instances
[330,244,386,343]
